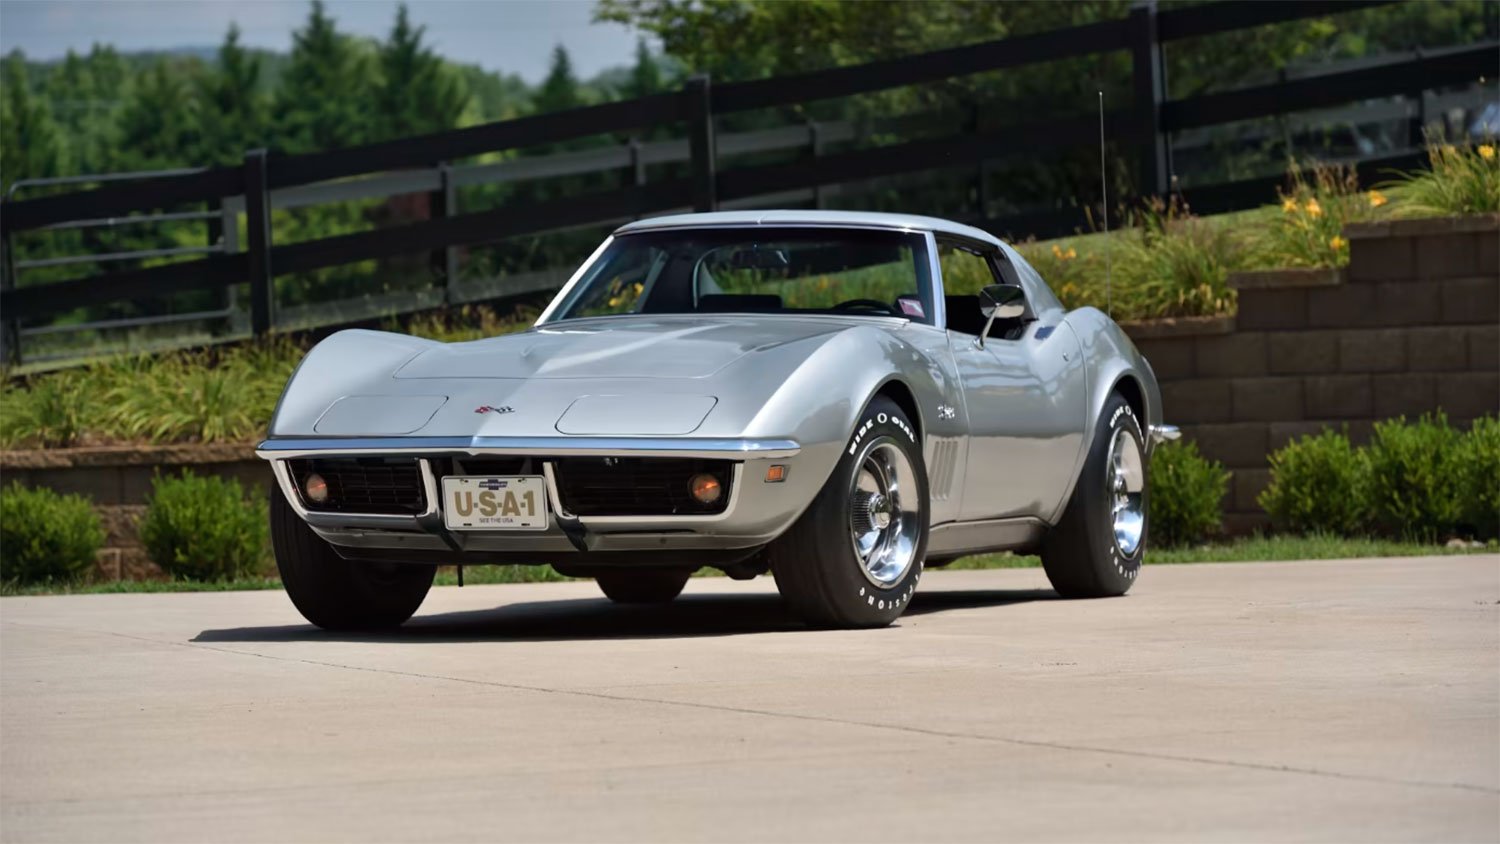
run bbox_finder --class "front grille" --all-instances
[553,458,734,516]
[288,457,426,515]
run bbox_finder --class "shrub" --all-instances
[1456,416,1500,540]
[0,483,104,585]
[138,471,269,581]
[1385,138,1499,217]
[1365,412,1464,540]
[1254,160,1386,269]
[1258,429,1370,535]
[1149,439,1229,547]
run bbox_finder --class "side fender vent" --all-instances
[928,438,959,501]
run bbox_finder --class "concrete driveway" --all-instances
[2,556,1497,843]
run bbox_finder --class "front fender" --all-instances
[268,329,439,437]
[1051,308,1165,521]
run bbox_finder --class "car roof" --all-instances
[613,210,1009,249]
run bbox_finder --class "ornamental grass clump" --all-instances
[1111,197,1245,319]
[1385,138,1499,217]
[1255,160,1386,268]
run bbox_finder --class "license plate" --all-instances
[441,476,549,531]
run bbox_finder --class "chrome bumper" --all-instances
[1148,424,1181,445]
[258,436,809,553]
[255,436,801,461]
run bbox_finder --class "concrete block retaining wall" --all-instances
[1127,215,1499,534]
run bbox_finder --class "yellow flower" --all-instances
[1480,144,1496,160]
[1065,248,1078,260]
[1051,244,1064,258]
[1329,235,1347,252]
[1304,198,1323,218]
[1367,190,1387,208]
[1281,197,1298,213]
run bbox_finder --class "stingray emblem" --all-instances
[474,405,514,415]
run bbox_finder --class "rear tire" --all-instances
[769,396,928,628]
[595,568,692,604]
[270,486,435,630]
[1041,392,1147,598]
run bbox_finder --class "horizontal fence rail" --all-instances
[1,0,1493,366]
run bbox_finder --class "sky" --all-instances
[0,0,646,82]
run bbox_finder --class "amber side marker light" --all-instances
[688,473,723,504]
[765,465,787,483]
[304,472,330,503]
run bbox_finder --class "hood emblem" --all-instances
[474,405,514,415]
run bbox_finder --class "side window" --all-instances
[1005,249,1066,315]
[937,240,1003,337]
[937,241,999,296]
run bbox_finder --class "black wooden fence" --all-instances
[1,0,1494,364]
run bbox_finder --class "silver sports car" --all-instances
[258,211,1177,630]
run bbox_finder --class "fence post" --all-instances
[808,121,826,209]
[686,75,717,212]
[431,163,457,305]
[0,228,17,366]
[1129,0,1170,199]
[244,149,273,338]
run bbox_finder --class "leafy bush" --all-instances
[1112,198,1245,319]
[1386,139,1499,217]
[1258,429,1369,535]
[1364,412,1464,541]
[138,471,269,581]
[0,483,104,585]
[1456,416,1500,540]
[1254,160,1386,268]
[1149,439,1229,547]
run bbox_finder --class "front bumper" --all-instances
[257,436,817,559]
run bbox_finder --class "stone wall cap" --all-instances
[1121,314,1236,340]
[1344,214,1500,240]
[1229,267,1344,290]
[0,442,260,470]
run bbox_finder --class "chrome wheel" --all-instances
[1108,428,1146,557]
[848,438,921,586]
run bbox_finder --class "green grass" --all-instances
[947,533,1495,570]
[4,535,1490,596]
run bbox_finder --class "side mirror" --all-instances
[975,283,1026,347]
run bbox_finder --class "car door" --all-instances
[940,238,1088,521]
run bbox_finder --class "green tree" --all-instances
[196,24,268,165]
[272,0,372,153]
[115,59,201,170]
[533,45,583,114]
[373,4,468,140]
[624,38,662,100]
[1,51,67,192]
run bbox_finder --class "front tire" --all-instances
[1041,392,1147,597]
[595,568,692,604]
[769,396,928,628]
[270,486,435,630]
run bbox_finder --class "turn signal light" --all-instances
[304,472,330,503]
[688,473,723,505]
[765,464,787,483]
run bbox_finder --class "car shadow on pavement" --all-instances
[192,587,1057,644]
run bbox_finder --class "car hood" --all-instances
[393,317,851,380]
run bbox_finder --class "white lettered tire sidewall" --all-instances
[769,395,929,628]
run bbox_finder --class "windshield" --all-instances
[550,227,934,324]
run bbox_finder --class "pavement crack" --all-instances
[13,620,1488,797]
